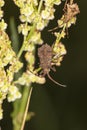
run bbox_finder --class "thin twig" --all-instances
[20,87,33,130]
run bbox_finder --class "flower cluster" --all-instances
[15,71,45,86]
[13,0,61,39]
[52,42,67,66]
[0,0,23,119]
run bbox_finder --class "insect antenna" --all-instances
[47,73,66,87]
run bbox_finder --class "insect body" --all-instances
[49,0,80,33]
[63,0,80,23]
[38,43,52,76]
[38,44,66,87]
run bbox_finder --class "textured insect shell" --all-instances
[38,44,53,75]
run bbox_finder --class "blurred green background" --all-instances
[0,0,87,130]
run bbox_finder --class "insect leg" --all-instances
[47,73,66,87]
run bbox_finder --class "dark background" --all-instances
[0,0,87,130]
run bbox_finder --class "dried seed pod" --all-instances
[38,44,66,87]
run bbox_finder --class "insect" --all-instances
[48,0,80,33]
[38,43,66,87]
[63,0,80,23]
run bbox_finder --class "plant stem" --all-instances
[17,41,25,58]
[56,24,66,44]
[12,1,44,130]
[13,24,36,130]
[13,85,32,130]
[38,0,43,13]
[20,86,33,130]
[17,24,36,59]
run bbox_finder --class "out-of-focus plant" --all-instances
[0,0,80,130]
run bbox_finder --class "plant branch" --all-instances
[56,24,66,44]
[12,85,32,130]
[38,0,43,13]
[20,86,33,130]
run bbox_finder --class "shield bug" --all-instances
[38,43,66,87]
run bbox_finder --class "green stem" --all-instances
[20,86,33,130]
[56,24,66,44]
[17,41,25,58]
[13,24,36,130]
[38,0,43,13]
[12,1,44,130]
[13,85,32,130]
[17,24,36,59]
[26,24,36,41]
